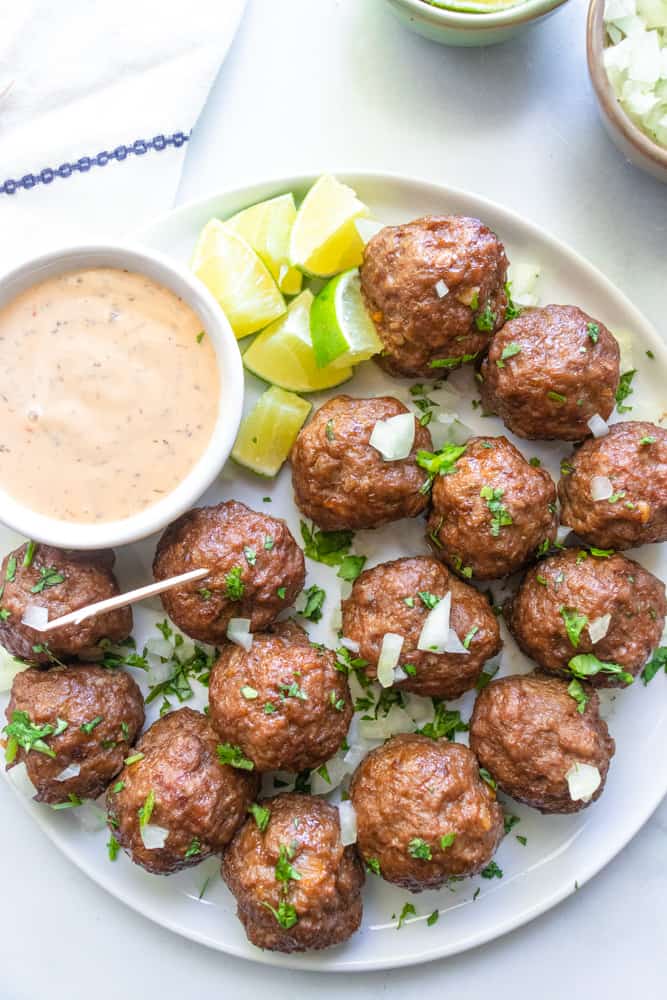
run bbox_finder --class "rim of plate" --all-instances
[9,170,666,972]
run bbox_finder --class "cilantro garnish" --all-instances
[279,679,307,702]
[408,838,432,861]
[416,442,466,493]
[547,390,567,404]
[243,546,257,567]
[300,521,354,567]
[299,585,326,622]
[440,833,456,850]
[639,435,656,446]
[366,857,381,876]
[427,910,440,927]
[248,802,271,832]
[504,282,522,320]
[23,541,37,568]
[559,607,588,648]
[586,322,599,343]
[224,566,245,600]
[417,701,468,741]
[480,861,503,879]
[418,591,440,610]
[397,902,416,929]
[475,303,496,332]
[3,710,65,762]
[184,838,201,859]
[503,815,520,835]
[30,566,65,594]
[216,743,254,770]
[337,554,366,582]
[567,678,589,713]
[568,653,633,685]
[480,485,513,537]
[261,899,298,929]
[429,352,478,369]
[479,768,497,790]
[5,556,17,583]
[615,369,636,413]
[137,789,155,828]
[325,419,335,441]
[641,647,667,685]
[80,716,103,735]
[107,835,120,861]
[496,342,521,368]
[275,843,301,883]
[462,626,479,649]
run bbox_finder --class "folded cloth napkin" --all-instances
[0,0,246,272]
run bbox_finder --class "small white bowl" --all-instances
[0,244,243,550]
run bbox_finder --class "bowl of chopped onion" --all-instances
[587,0,667,183]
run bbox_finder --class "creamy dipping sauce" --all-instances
[0,267,220,523]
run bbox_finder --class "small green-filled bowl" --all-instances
[385,0,570,46]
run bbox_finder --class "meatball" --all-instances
[106,707,258,875]
[153,501,305,643]
[558,421,667,549]
[505,549,666,687]
[290,395,431,531]
[0,543,132,665]
[360,216,508,378]
[427,436,558,580]
[222,792,364,953]
[470,674,615,814]
[208,621,352,773]
[479,305,620,440]
[350,735,503,892]
[4,664,144,804]
[341,556,501,699]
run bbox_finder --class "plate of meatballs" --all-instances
[1,171,666,971]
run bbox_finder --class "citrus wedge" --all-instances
[289,175,370,277]
[232,386,311,477]
[243,290,353,393]
[225,193,303,296]
[191,220,285,339]
[310,268,382,369]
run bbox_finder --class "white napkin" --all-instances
[0,0,246,272]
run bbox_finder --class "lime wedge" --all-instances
[191,220,286,339]
[289,175,369,277]
[310,268,382,369]
[243,290,353,393]
[225,193,303,296]
[232,386,311,477]
[426,0,520,10]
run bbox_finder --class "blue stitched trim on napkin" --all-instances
[0,131,190,196]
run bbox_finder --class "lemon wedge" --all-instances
[191,220,285,339]
[231,386,311,477]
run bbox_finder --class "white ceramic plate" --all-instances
[2,172,666,971]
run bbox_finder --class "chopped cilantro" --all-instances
[329,690,345,712]
[639,435,656,446]
[299,584,326,622]
[240,685,258,700]
[275,842,301,883]
[337,554,366,582]
[216,743,254,770]
[475,303,496,332]
[276,586,287,600]
[479,768,497,790]
[196,330,205,344]
[397,902,416,929]
[325,419,335,441]
[429,352,478,369]
[641,647,667,685]
[496,342,521,368]
[184,838,201,859]
[23,541,37,568]
[427,910,440,926]
[224,566,245,600]
[418,591,440,610]
[261,899,298,929]
[560,607,588,648]
[30,566,65,593]
[516,835,528,846]
[264,702,277,714]
[586,322,599,343]
[137,790,155,828]
[567,678,589,713]
[366,857,381,876]
[300,521,354,567]
[264,535,275,551]
[111,780,125,794]
[480,861,503,879]
[107,835,120,861]
[279,679,307,702]
[480,485,513,537]
[404,596,415,608]
[503,814,520,835]
[248,802,271,832]
[463,626,479,649]
[408,838,432,861]
[440,833,456,850]
[2,710,61,762]
[123,753,144,766]
[80,716,104,735]
[417,702,468,741]
[403,663,417,677]
[568,653,633,685]
[547,390,567,404]
[52,793,82,810]
[615,369,636,413]
[0,608,10,620]
[243,546,257,567]
[504,282,522,320]
[5,556,17,582]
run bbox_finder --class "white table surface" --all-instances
[2,1,666,997]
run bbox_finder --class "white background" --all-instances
[2,0,666,997]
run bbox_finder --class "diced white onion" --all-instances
[444,629,471,655]
[174,639,197,664]
[403,692,433,723]
[338,800,357,845]
[311,755,348,795]
[434,279,449,298]
[587,414,609,438]
[377,633,404,687]
[140,823,170,850]
[393,665,408,682]
[369,413,416,462]
[566,762,601,802]
[509,261,541,306]
[591,476,614,501]
[354,218,386,244]
[340,636,360,653]
[72,800,107,832]
[330,605,343,632]
[7,762,37,798]
[383,705,415,735]
[418,593,452,654]
[21,604,48,630]
[343,743,370,770]
[588,614,612,644]
[226,618,253,651]
[146,637,174,660]
[54,762,81,782]
[556,524,572,544]
[0,645,27,693]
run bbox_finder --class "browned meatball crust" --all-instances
[341,557,501,699]
[505,549,666,687]
[153,501,305,643]
[106,707,258,875]
[360,216,509,379]
[222,793,364,953]
[479,305,620,440]
[427,436,558,580]
[208,621,352,773]
[289,395,432,531]
[350,735,503,892]
[558,421,667,549]
[470,674,615,814]
[0,543,132,665]
[5,664,144,804]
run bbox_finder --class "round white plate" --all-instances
[2,172,666,971]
